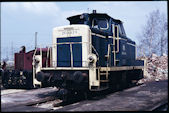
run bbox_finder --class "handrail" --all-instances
[33,41,100,68]
[34,42,100,68]
[91,45,99,60]
[106,44,111,67]
[32,47,38,87]
[46,47,50,67]
[55,41,100,61]
[70,43,73,67]
[112,25,120,66]
[115,25,119,53]
[33,47,38,58]
[50,47,52,67]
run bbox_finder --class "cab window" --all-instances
[92,18,109,30]
[119,24,126,36]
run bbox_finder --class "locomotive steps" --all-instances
[1,80,168,111]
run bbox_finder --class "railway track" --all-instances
[1,80,168,111]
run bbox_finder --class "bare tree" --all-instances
[137,9,168,57]
[158,14,168,56]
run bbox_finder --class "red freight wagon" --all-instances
[15,48,51,71]
[2,46,51,89]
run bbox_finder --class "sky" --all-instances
[1,1,168,61]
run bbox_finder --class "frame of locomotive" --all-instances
[32,12,144,91]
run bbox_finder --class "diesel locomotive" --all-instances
[33,10,144,98]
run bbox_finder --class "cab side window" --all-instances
[118,24,122,36]
[119,24,126,36]
[92,19,99,29]
[98,19,108,29]
[92,18,109,30]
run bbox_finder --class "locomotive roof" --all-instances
[67,13,122,24]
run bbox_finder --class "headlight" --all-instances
[35,57,40,64]
[88,54,97,63]
[88,56,94,63]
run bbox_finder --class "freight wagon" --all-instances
[1,46,51,89]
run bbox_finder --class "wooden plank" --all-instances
[55,80,168,111]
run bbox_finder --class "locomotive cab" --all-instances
[67,12,112,36]
[67,11,127,38]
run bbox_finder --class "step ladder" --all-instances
[99,68,109,90]
[100,71,109,82]
[112,25,120,66]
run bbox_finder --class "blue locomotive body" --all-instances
[60,11,144,67]
[33,11,144,95]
